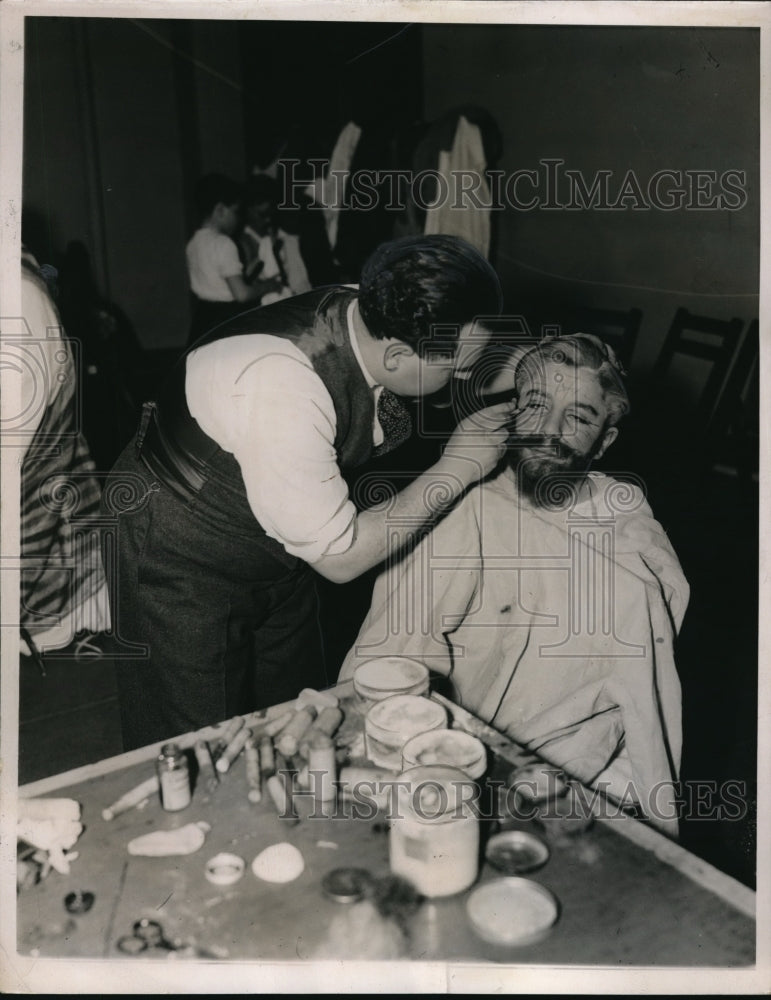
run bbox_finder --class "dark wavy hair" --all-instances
[244,173,280,208]
[194,173,243,221]
[358,235,503,356]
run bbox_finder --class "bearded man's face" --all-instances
[507,359,617,506]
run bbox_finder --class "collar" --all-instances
[243,224,272,243]
[347,298,379,390]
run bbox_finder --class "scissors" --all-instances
[117,918,221,959]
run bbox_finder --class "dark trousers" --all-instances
[102,442,327,751]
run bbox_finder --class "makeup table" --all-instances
[15,683,756,969]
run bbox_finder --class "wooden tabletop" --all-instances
[15,684,756,972]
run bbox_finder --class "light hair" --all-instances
[515,333,631,427]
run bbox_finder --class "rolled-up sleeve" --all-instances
[232,354,357,562]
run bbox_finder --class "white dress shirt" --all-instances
[185,299,383,563]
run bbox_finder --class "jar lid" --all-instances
[466,877,559,947]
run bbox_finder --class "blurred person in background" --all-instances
[239,172,311,304]
[185,173,282,344]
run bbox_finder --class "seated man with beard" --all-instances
[339,334,689,836]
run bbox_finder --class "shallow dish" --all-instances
[466,877,560,947]
[485,830,550,875]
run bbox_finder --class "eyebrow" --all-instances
[524,389,601,419]
[573,402,601,418]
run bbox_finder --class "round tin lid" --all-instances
[466,877,560,947]
[321,866,374,903]
[485,830,550,875]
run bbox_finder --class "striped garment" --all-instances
[19,256,108,642]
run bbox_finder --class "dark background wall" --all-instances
[22,17,425,349]
[23,21,758,359]
[23,17,248,349]
[423,25,759,383]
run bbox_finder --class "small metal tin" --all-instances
[321,866,373,903]
[466,877,560,948]
[485,830,550,875]
[64,890,95,914]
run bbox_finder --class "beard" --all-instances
[506,437,598,509]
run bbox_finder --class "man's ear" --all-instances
[594,425,618,461]
[383,341,416,373]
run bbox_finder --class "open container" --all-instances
[401,728,488,780]
[364,694,447,771]
[353,657,430,707]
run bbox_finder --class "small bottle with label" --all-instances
[156,743,191,812]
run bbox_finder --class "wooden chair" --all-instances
[705,319,759,482]
[650,307,744,425]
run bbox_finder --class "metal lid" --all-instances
[321,866,374,903]
[485,830,550,875]
[466,877,560,947]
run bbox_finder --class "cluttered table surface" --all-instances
[16,677,756,968]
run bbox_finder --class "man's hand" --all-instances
[441,401,521,483]
[253,275,285,298]
[311,400,522,585]
[245,257,265,280]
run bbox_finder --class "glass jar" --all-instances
[401,729,488,780]
[365,695,447,771]
[389,764,479,897]
[353,657,430,708]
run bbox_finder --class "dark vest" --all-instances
[137,287,375,502]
